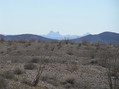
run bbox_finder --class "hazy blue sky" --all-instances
[0,0,119,35]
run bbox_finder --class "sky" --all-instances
[0,0,119,35]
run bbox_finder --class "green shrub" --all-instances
[67,48,73,55]
[24,63,37,70]
[30,58,39,63]
[64,83,72,88]
[1,70,14,79]
[41,75,59,86]
[13,67,25,75]
[61,75,75,85]
[78,43,82,47]
[66,64,78,72]
[46,79,59,86]
[0,76,8,89]
[89,59,98,64]
[21,78,32,86]
[41,75,49,81]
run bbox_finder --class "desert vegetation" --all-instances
[0,39,119,89]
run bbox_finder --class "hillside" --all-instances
[2,34,54,42]
[72,32,119,44]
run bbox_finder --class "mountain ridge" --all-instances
[72,31,119,44]
[0,31,119,45]
[0,34,54,42]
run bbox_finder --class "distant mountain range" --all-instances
[0,31,119,44]
[0,34,53,42]
[72,32,119,45]
[41,31,91,40]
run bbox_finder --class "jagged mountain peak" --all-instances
[42,31,80,40]
[47,31,61,36]
[41,31,91,40]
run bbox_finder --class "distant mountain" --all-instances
[72,32,119,44]
[42,31,91,40]
[42,31,63,40]
[1,31,118,44]
[2,34,54,42]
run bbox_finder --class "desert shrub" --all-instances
[30,58,39,63]
[29,38,36,43]
[41,75,49,81]
[64,77,75,85]
[97,58,108,67]
[0,70,14,79]
[24,63,37,70]
[61,75,75,85]
[21,78,33,86]
[7,47,12,51]
[50,45,55,51]
[78,43,82,47]
[7,40,13,46]
[68,60,78,64]
[0,51,4,54]
[25,42,31,47]
[18,40,26,43]
[62,39,70,44]
[57,42,62,49]
[90,52,95,59]
[44,43,49,50]
[66,64,78,73]
[41,75,59,86]
[13,67,25,75]
[64,83,72,88]
[0,76,8,89]
[46,79,59,86]
[67,48,73,55]
[89,59,98,64]
[41,75,57,81]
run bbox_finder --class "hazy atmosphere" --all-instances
[0,0,119,35]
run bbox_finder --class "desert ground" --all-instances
[0,40,119,89]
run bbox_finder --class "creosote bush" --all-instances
[41,75,59,86]
[0,76,8,89]
[66,64,78,73]
[21,78,33,86]
[89,59,98,64]
[24,63,37,70]
[61,75,75,85]
[0,70,14,79]
[30,58,39,63]
[13,67,25,75]
[67,48,73,55]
